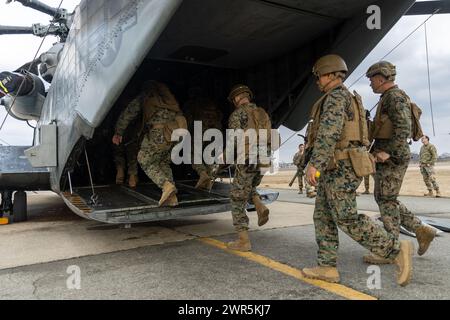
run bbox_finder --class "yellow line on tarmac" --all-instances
[199,237,377,301]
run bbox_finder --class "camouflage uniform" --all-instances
[115,91,179,189]
[185,96,223,177]
[420,143,439,192]
[364,175,370,192]
[293,152,304,191]
[113,114,143,176]
[293,151,315,194]
[310,86,400,267]
[229,102,264,232]
[372,86,423,238]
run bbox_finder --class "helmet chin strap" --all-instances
[373,79,389,93]
[320,74,340,92]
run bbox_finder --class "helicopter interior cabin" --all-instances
[61,0,387,222]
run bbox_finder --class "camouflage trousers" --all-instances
[297,172,304,190]
[137,128,174,189]
[113,139,140,176]
[364,175,370,191]
[374,160,423,238]
[192,164,213,177]
[314,160,400,267]
[297,174,315,193]
[420,165,439,191]
[230,164,264,232]
[192,141,217,178]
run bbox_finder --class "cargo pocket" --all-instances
[348,148,375,177]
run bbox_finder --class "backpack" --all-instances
[243,105,277,150]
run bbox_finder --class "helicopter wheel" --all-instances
[13,191,28,223]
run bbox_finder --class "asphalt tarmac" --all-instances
[0,190,449,300]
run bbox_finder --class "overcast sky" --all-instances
[1,1,449,163]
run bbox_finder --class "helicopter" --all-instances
[1,0,449,224]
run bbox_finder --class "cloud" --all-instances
[278,13,450,162]
[1,2,449,160]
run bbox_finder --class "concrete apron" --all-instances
[0,192,378,271]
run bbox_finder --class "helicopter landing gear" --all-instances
[13,191,27,223]
[0,190,27,223]
[1,190,13,217]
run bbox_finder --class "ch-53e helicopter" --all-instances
[0,0,448,224]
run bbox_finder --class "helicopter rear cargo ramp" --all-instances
[61,181,279,224]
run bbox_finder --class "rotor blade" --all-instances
[0,25,34,35]
[7,0,61,18]
[406,0,450,15]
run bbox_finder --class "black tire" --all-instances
[13,191,27,223]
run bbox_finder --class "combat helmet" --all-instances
[141,80,159,94]
[228,84,254,103]
[312,54,348,77]
[366,61,397,81]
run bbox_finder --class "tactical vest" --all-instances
[306,85,374,176]
[191,99,222,130]
[307,85,370,151]
[141,84,187,143]
[241,104,275,147]
[239,104,275,167]
[372,88,424,141]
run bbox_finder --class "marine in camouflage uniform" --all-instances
[293,145,315,196]
[420,136,441,197]
[184,88,223,189]
[302,55,413,287]
[367,61,436,260]
[226,84,271,252]
[362,110,371,195]
[293,148,305,193]
[113,81,185,207]
[363,175,370,194]
[113,104,143,187]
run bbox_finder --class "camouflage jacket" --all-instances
[185,97,222,132]
[373,86,412,164]
[293,151,303,167]
[309,86,355,173]
[115,93,177,136]
[420,143,438,165]
[228,102,258,130]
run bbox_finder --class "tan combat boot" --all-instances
[394,240,413,287]
[164,194,179,207]
[424,190,434,197]
[307,191,317,198]
[435,189,442,198]
[363,253,394,265]
[252,195,270,227]
[416,225,437,256]
[227,231,252,252]
[128,175,139,188]
[159,181,177,207]
[116,166,125,185]
[195,171,213,190]
[302,266,340,283]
